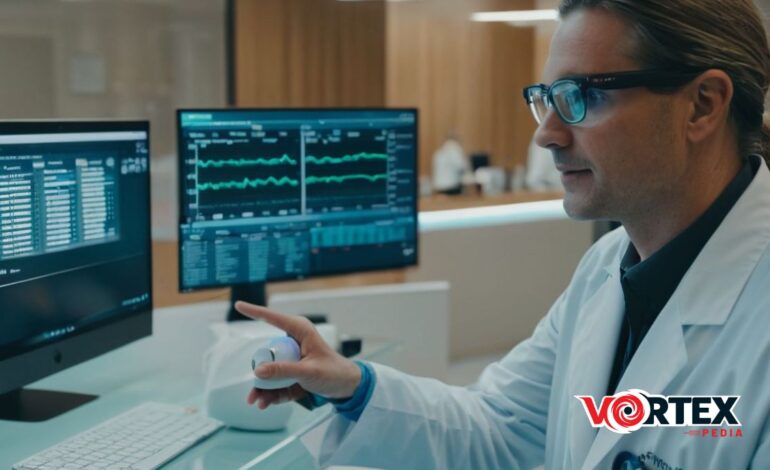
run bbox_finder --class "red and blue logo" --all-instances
[575,389,741,434]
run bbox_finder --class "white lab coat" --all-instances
[432,139,468,192]
[307,162,770,469]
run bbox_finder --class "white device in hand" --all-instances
[252,336,301,389]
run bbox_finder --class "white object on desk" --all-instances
[203,320,338,431]
[206,380,292,433]
[474,166,506,195]
[203,321,294,431]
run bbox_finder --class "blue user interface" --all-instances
[177,109,418,290]
[0,124,151,357]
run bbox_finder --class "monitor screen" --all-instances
[177,109,418,291]
[0,122,152,365]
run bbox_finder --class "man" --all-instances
[432,131,470,195]
[237,1,770,467]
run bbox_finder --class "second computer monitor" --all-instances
[0,121,152,420]
[177,109,418,297]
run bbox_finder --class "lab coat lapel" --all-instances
[582,162,770,468]
[567,267,625,469]
[581,301,688,469]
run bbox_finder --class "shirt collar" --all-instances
[620,155,761,313]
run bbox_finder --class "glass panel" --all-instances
[0,0,227,239]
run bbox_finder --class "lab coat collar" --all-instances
[582,163,770,468]
[599,162,770,326]
[675,162,770,326]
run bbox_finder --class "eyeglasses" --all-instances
[522,69,706,125]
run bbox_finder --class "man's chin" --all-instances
[562,195,605,221]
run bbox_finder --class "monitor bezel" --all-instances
[176,107,420,293]
[0,119,153,396]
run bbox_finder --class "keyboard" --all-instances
[13,402,224,470]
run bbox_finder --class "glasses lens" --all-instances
[551,81,585,124]
[526,87,549,124]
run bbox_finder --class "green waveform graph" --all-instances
[197,176,300,191]
[197,173,388,191]
[305,153,388,165]
[196,154,299,168]
[306,174,388,185]
[195,152,387,169]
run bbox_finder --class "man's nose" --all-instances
[533,108,572,151]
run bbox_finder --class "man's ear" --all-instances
[686,69,734,144]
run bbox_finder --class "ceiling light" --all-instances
[471,9,559,23]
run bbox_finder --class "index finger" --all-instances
[234,301,312,342]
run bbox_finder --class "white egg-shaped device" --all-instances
[251,336,301,390]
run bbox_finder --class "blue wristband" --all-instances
[308,361,376,421]
[332,361,374,421]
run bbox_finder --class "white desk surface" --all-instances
[0,301,396,469]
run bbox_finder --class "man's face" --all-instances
[535,9,691,221]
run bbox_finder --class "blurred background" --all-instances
[0,0,768,319]
[0,0,563,236]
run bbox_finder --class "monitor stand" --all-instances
[0,388,97,422]
[227,282,267,322]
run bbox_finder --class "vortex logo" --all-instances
[607,390,648,433]
[575,389,740,434]
[576,389,650,434]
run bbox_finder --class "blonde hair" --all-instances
[560,0,770,166]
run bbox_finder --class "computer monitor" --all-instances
[0,121,152,421]
[177,109,418,320]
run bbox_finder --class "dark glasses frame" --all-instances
[522,69,707,125]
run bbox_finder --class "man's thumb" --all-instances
[257,361,307,380]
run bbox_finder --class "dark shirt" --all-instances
[606,155,761,395]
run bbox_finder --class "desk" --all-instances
[418,190,563,212]
[0,302,398,469]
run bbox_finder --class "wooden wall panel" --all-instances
[337,4,387,106]
[235,0,288,106]
[236,0,538,175]
[534,0,559,82]
[235,0,385,107]
[386,0,537,177]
